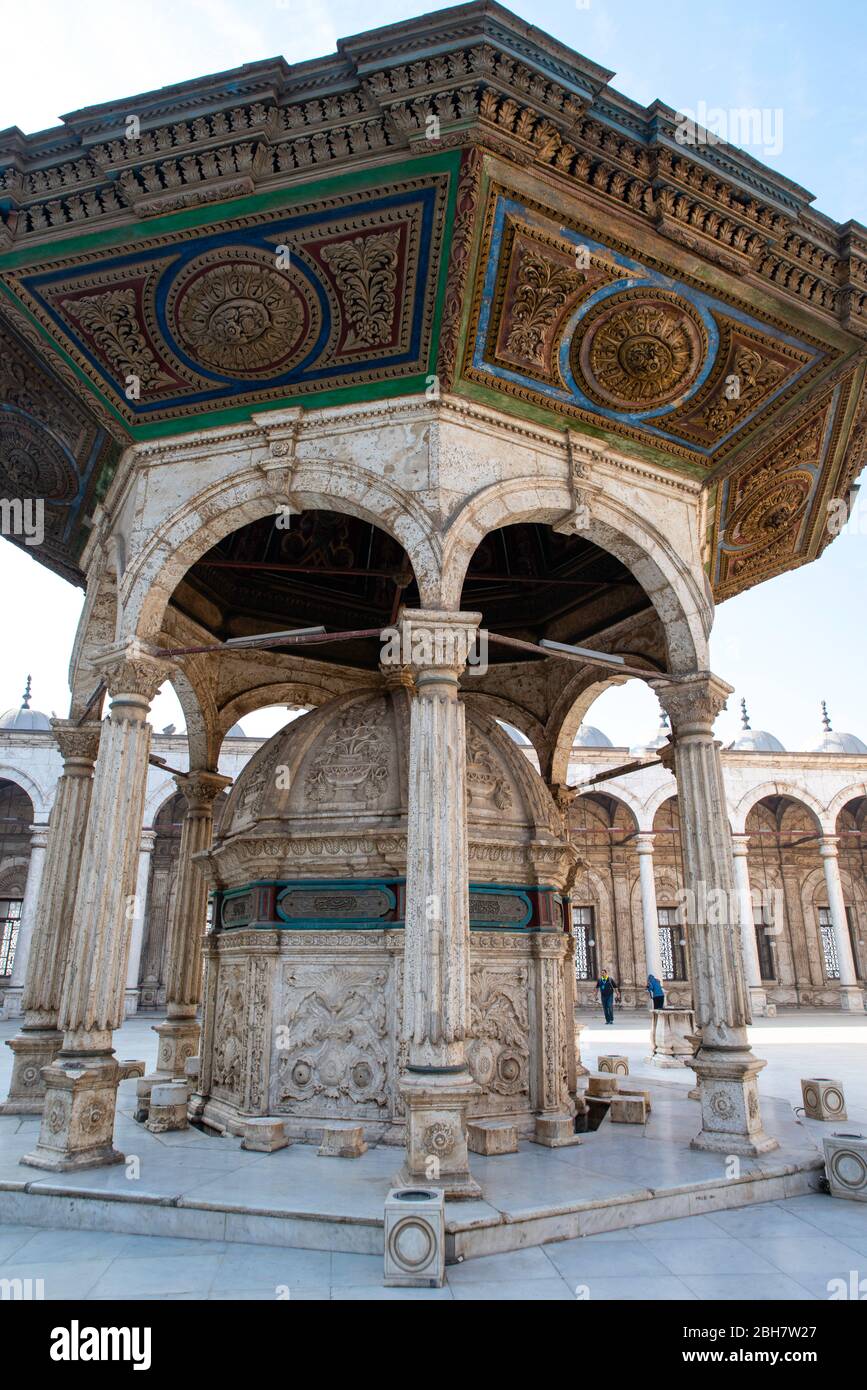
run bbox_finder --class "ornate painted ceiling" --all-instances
[0,1,865,598]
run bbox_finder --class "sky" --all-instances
[1,0,865,750]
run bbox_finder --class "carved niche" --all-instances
[210,963,247,1101]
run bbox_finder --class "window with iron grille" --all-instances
[573,905,598,980]
[819,908,839,979]
[819,906,862,980]
[0,899,22,976]
[658,906,687,980]
[753,912,777,981]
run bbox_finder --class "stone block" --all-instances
[467,1121,518,1155]
[384,1186,445,1288]
[533,1114,581,1147]
[598,1054,629,1075]
[241,1118,290,1153]
[618,1087,652,1113]
[318,1124,367,1158]
[823,1133,867,1202]
[587,1073,619,1097]
[146,1082,189,1134]
[117,1059,146,1081]
[184,1055,200,1085]
[801,1078,847,1122]
[610,1096,647,1124]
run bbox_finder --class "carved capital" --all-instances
[94,641,172,705]
[52,718,102,766]
[651,671,733,736]
[395,608,482,684]
[174,769,233,815]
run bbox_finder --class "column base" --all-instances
[152,1018,201,1079]
[748,986,768,1017]
[123,989,140,1019]
[20,1056,124,1172]
[532,1113,581,1148]
[398,1069,481,1200]
[691,1050,779,1156]
[1,1029,62,1114]
[838,986,865,1013]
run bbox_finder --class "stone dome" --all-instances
[812,702,866,755]
[573,723,613,749]
[732,698,785,753]
[0,677,51,732]
[211,686,566,890]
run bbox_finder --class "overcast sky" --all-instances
[1,0,865,750]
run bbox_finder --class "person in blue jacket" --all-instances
[646,973,666,1010]
[595,968,620,1024]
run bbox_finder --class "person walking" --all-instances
[595,968,620,1025]
[646,973,666,1010]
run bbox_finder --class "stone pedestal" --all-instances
[396,611,483,1199]
[2,722,101,1115]
[653,673,777,1156]
[146,1082,189,1133]
[574,1020,589,1077]
[823,1133,867,1202]
[242,1119,290,1153]
[801,1077,847,1121]
[648,1008,696,1068]
[467,1121,518,1155]
[21,648,168,1172]
[384,1187,445,1288]
[21,1058,124,1171]
[318,1124,368,1158]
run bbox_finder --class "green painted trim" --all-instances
[0,149,463,271]
[0,148,461,441]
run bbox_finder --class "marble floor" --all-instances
[0,1009,864,1301]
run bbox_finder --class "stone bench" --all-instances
[610,1095,647,1124]
[241,1118,290,1153]
[317,1124,368,1158]
[146,1082,188,1133]
[467,1121,519,1155]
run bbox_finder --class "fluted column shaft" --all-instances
[124,831,156,1015]
[5,824,49,1004]
[152,770,231,1080]
[397,609,482,1197]
[2,723,101,1114]
[732,835,767,1014]
[635,834,663,982]
[653,673,777,1156]
[23,647,169,1171]
[819,837,864,1010]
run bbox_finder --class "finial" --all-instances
[21,675,32,710]
[821,700,832,732]
[740,697,751,730]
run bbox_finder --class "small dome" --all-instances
[812,702,866,755]
[732,698,785,753]
[632,709,670,755]
[212,686,562,888]
[573,723,613,749]
[0,676,51,732]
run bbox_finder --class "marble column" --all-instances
[819,837,864,1012]
[396,609,482,1198]
[2,722,102,1115]
[2,823,49,1018]
[22,647,169,1170]
[124,830,155,1018]
[151,770,231,1080]
[731,836,767,1016]
[652,673,777,1156]
[635,833,663,983]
